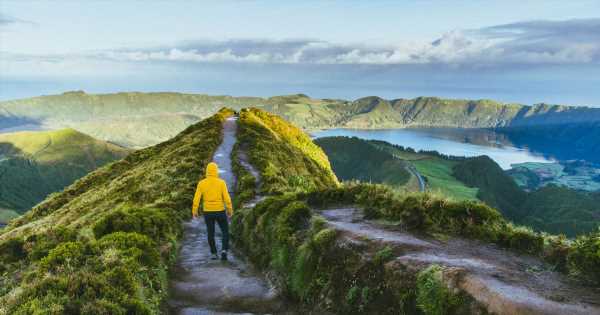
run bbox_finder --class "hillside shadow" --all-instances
[508,104,600,127]
[0,115,43,133]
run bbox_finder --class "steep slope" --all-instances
[235,107,338,194]
[315,136,412,188]
[453,156,527,220]
[0,129,131,222]
[393,97,523,127]
[0,109,230,314]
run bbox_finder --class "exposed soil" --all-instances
[319,207,600,315]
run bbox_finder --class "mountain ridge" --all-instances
[3,91,600,148]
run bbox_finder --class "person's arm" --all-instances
[192,181,202,218]
[222,181,233,217]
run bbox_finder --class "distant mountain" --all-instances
[3,91,600,148]
[0,128,130,223]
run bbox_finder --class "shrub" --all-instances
[567,232,600,284]
[0,238,26,263]
[416,265,462,315]
[93,206,180,242]
[26,227,78,261]
[41,241,89,271]
[97,232,160,267]
[499,225,544,254]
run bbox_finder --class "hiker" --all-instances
[192,162,233,261]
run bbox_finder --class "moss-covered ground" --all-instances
[0,109,233,314]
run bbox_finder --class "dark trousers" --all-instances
[203,211,229,253]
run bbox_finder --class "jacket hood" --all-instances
[206,162,219,178]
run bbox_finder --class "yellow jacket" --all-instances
[192,162,233,216]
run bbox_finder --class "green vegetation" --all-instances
[518,185,600,236]
[4,91,600,149]
[232,190,493,314]
[453,156,527,219]
[315,136,410,188]
[232,194,418,314]
[304,183,600,285]
[236,108,338,194]
[0,109,232,313]
[320,137,478,200]
[416,265,463,315]
[0,129,131,223]
[318,137,598,237]
[412,158,478,201]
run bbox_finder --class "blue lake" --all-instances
[312,128,554,169]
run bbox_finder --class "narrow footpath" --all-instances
[319,208,600,315]
[168,116,284,315]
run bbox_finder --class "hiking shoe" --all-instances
[221,250,228,261]
[210,253,219,260]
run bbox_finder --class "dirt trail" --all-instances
[319,207,600,315]
[167,116,285,314]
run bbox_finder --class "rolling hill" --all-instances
[1,108,598,314]
[0,128,131,224]
[3,91,600,148]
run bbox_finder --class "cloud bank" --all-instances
[94,18,600,67]
[2,18,599,78]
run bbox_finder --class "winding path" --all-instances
[167,116,284,315]
[319,208,600,315]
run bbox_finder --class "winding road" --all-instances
[406,164,426,192]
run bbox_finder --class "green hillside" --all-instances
[315,136,411,188]
[368,141,479,200]
[1,108,598,314]
[4,91,600,148]
[453,156,527,220]
[0,129,131,223]
[236,107,338,195]
[519,185,600,236]
[317,137,599,237]
[0,109,231,314]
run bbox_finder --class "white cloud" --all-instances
[2,18,599,77]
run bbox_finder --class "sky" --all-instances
[1,0,600,106]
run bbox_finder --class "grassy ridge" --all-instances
[236,108,338,194]
[0,129,131,218]
[0,109,232,314]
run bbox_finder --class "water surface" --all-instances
[312,128,553,169]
